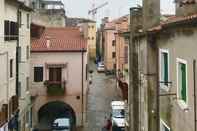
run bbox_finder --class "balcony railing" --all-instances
[44,80,66,96]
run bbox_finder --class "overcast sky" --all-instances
[62,0,175,23]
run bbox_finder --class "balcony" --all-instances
[44,80,66,96]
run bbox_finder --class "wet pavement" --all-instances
[83,63,122,131]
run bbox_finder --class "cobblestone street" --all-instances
[82,63,122,131]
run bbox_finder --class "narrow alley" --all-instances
[83,63,121,131]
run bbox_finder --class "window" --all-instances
[27,14,30,29]
[26,77,29,91]
[159,49,169,90]
[177,58,187,103]
[92,37,94,40]
[34,67,43,82]
[124,46,128,64]
[18,81,21,98]
[4,20,18,41]
[49,68,62,82]
[112,40,116,46]
[10,59,13,78]
[112,52,116,58]
[113,64,116,69]
[26,46,29,60]
[18,46,22,62]
[160,120,170,131]
[19,11,22,27]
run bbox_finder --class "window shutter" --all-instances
[164,53,168,85]
[181,64,187,102]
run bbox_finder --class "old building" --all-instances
[30,26,88,130]
[0,0,32,131]
[31,0,66,27]
[103,20,117,71]
[129,0,197,131]
[115,15,129,100]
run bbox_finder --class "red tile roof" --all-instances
[148,13,197,32]
[31,27,87,52]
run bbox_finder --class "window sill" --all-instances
[177,100,189,112]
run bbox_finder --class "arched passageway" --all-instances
[37,101,76,130]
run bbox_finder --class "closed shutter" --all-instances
[164,53,168,85]
[181,63,187,102]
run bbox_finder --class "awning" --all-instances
[45,63,67,68]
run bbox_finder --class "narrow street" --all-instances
[83,63,122,131]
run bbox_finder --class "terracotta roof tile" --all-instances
[148,13,197,32]
[31,27,87,52]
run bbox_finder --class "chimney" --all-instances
[143,0,160,30]
[46,36,51,48]
[175,0,197,16]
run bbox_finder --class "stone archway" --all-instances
[37,101,76,130]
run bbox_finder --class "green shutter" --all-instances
[181,63,187,102]
[164,53,168,85]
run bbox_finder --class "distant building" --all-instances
[31,0,66,27]
[103,21,117,71]
[30,26,88,129]
[114,15,129,100]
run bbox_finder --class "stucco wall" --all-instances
[104,30,116,70]
[30,52,88,126]
[157,27,197,131]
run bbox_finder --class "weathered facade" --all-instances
[31,0,66,27]
[129,0,197,131]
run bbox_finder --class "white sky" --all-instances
[62,0,175,23]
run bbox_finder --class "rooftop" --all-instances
[148,13,197,32]
[31,27,87,52]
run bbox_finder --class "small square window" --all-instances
[34,67,43,82]
[112,52,116,58]
[112,40,116,46]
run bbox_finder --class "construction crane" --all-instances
[88,2,109,20]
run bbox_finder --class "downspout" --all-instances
[193,60,197,131]
[15,5,21,131]
[81,48,84,126]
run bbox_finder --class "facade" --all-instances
[103,21,116,71]
[0,0,32,131]
[30,27,88,130]
[31,0,66,27]
[129,0,197,131]
[115,15,129,100]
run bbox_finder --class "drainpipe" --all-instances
[15,5,21,131]
[81,48,84,126]
[193,60,197,131]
